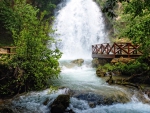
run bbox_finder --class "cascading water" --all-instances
[10,0,150,113]
[53,0,109,59]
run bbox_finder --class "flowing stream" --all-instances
[10,0,150,113]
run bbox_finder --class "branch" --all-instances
[127,70,149,81]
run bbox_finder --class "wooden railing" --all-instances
[0,46,16,55]
[92,43,142,58]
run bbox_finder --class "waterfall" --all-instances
[53,0,109,59]
[8,0,150,113]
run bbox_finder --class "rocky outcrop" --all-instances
[0,107,14,113]
[96,69,106,77]
[143,88,150,99]
[92,58,111,67]
[92,58,100,67]
[50,94,70,113]
[71,59,84,66]
[73,92,129,107]
[111,57,135,64]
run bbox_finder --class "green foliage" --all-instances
[0,1,14,46]
[0,0,62,96]
[95,0,107,7]
[103,0,150,57]
[11,0,62,90]
[31,0,61,16]
[102,0,129,18]
[48,85,58,94]
[97,60,148,76]
[97,63,115,74]
[113,61,148,75]
[116,0,150,57]
[0,1,16,30]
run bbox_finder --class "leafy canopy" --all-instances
[0,0,62,95]
[116,0,150,57]
[103,0,150,57]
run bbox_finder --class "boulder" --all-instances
[43,98,49,105]
[96,69,106,77]
[0,107,14,113]
[92,58,111,67]
[143,88,150,99]
[96,65,109,77]
[50,94,70,113]
[92,58,100,67]
[111,57,135,64]
[106,75,114,84]
[73,92,129,107]
[88,101,96,108]
[71,59,84,66]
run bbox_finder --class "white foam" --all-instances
[52,0,109,59]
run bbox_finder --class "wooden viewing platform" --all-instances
[92,43,142,59]
[0,46,16,55]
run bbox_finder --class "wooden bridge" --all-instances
[92,43,142,59]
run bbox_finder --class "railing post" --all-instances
[128,43,130,57]
[92,43,142,59]
[114,43,116,55]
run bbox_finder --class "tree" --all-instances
[102,0,150,85]
[115,0,150,57]
[103,0,150,57]
[0,0,62,96]
[29,0,61,17]
[102,0,129,18]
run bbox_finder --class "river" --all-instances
[10,0,150,113]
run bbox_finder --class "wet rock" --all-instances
[58,87,75,96]
[88,102,96,108]
[64,109,75,113]
[92,58,111,67]
[96,69,106,77]
[131,90,150,104]
[111,57,135,64]
[73,92,129,106]
[106,75,114,84]
[112,70,121,76]
[92,58,100,67]
[143,87,150,98]
[43,98,49,105]
[50,94,70,113]
[98,59,111,65]
[51,103,65,113]
[71,59,84,66]
[0,107,14,113]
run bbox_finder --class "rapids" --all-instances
[8,0,150,113]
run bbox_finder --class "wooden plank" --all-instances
[2,46,16,48]
[92,54,115,58]
[92,43,142,55]
[92,54,142,59]
[115,54,141,58]
[0,53,16,54]
[0,46,16,55]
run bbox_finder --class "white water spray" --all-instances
[53,0,109,59]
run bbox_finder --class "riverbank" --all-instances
[0,59,150,113]
[93,57,150,100]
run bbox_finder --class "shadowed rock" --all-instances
[50,94,70,113]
